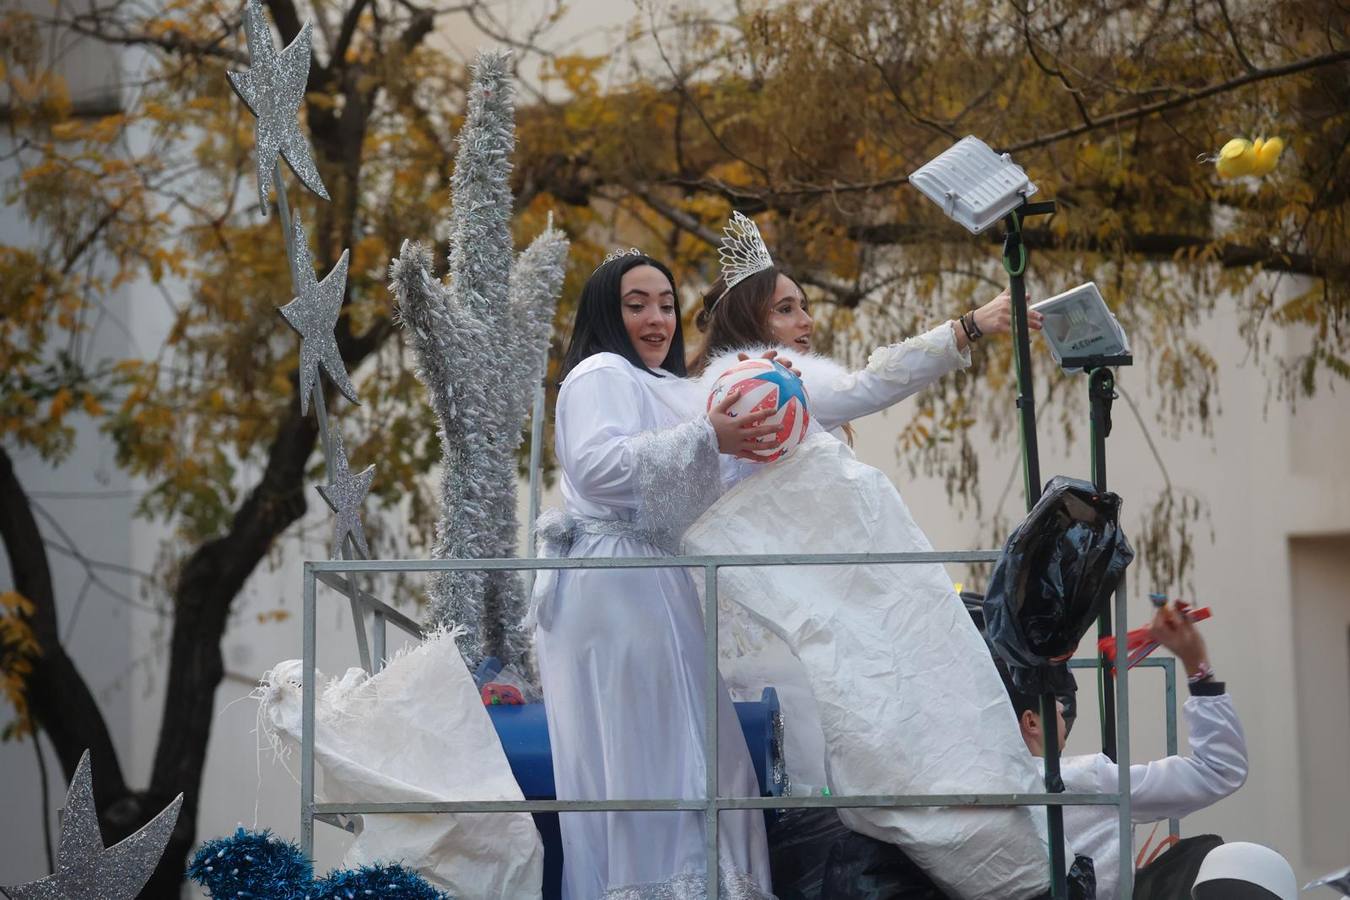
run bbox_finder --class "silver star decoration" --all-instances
[277,213,358,415]
[1,750,182,900]
[315,427,375,559]
[226,0,330,211]
[1306,865,1350,893]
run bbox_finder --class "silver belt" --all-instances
[525,510,658,630]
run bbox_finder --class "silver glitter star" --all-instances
[227,0,330,210]
[1,751,182,900]
[315,427,375,559]
[277,214,358,415]
[1305,866,1350,893]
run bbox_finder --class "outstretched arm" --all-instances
[810,289,1044,429]
[1093,606,1248,823]
[809,321,970,429]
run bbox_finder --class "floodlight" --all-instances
[1031,282,1132,372]
[909,135,1038,234]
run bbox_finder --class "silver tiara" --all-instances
[595,246,644,271]
[717,211,774,295]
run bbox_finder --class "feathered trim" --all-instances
[693,344,856,403]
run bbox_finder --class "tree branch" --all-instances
[332,0,372,64]
[1000,48,1350,156]
[0,445,128,806]
[262,0,302,46]
[848,220,1338,278]
[656,47,1350,204]
[62,16,245,65]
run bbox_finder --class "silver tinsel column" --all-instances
[389,50,567,668]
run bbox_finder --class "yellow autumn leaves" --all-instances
[0,591,39,740]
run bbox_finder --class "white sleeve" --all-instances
[810,322,972,430]
[556,364,722,549]
[1092,692,1248,823]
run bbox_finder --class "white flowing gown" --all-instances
[689,326,1077,899]
[531,352,774,900]
[698,323,972,794]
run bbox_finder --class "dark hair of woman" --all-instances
[559,254,687,382]
[689,265,803,374]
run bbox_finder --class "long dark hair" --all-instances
[559,254,687,382]
[689,265,803,373]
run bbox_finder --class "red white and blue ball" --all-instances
[706,358,811,462]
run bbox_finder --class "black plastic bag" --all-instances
[1043,855,1098,900]
[984,476,1134,694]
[819,830,949,900]
[768,808,1095,900]
[962,592,1078,733]
[767,808,845,899]
[767,809,948,899]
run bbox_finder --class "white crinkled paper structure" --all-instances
[259,629,544,898]
[684,434,1068,900]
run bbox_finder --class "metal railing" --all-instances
[301,549,1151,899]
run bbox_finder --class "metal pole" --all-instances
[1004,201,1067,900]
[274,160,301,290]
[301,562,317,857]
[1114,572,1133,899]
[372,610,386,674]
[704,564,721,900]
[1163,657,1179,839]
[277,158,374,673]
[526,378,545,590]
[1040,691,1068,895]
[1090,366,1118,762]
[1003,207,1043,509]
[342,533,372,673]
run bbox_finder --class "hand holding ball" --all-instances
[707,358,811,462]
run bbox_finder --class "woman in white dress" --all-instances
[691,212,1043,799]
[681,215,1069,900]
[531,250,780,899]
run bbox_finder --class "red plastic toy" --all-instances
[1097,598,1211,675]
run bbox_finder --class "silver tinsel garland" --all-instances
[388,51,568,668]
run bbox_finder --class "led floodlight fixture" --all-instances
[910,135,1038,234]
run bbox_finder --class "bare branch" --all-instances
[332,0,373,64]
[1213,0,1258,73]
[62,14,245,65]
[0,446,129,804]
[660,47,1350,204]
[1001,48,1350,156]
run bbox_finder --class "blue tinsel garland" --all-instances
[313,863,452,899]
[188,828,313,900]
[188,830,452,900]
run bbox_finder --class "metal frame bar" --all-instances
[1069,655,1179,839]
[298,550,1158,899]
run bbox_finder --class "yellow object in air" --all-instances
[1215,135,1283,179]
[1215,138,1254,178]
[1252,136,1284,176]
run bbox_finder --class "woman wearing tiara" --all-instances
[691,211,1041,431]
[682,214,1071,900]
[692,213,1044,797]
[530,250,779,899]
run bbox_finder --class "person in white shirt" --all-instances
[1000,603,1249,899]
